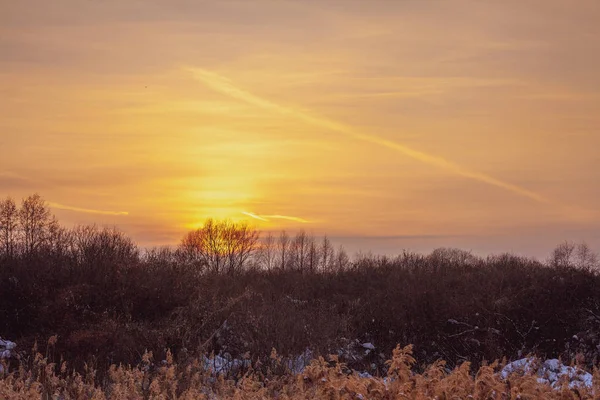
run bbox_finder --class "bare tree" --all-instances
[277,230,290,270]
[223,220,259,275]
[256,232,276,270]
[319,235,334,272]
[290,230,311,272]
[45,216,73,257]
[19,193,52,254]
[575,242,598,270]
[179,219,259,275]
[429,247,479,266]
[144,246,178,269]
[180,220,223,273]
[548,241,598,270]
[307,235,320,273]
[0,197,18,258]
[334,244,349,272]
[73,224,99,264]
[180,227,208,270]
[73,224,138,267]
[549,241,576,268]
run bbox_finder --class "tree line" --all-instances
[0,194,138,264]
[0,194,352,274]
[1,193,598,273]
[179,220,350,274]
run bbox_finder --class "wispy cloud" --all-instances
[242,211,310,223]
[187,67,552,205]
[241,211,269,222]
[263,214,311,223]
[49,202,129,216]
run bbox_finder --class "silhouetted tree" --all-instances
[179,219,259,274]
[222,220,259,275]
[277,230,290,270]
[428,247,479,266]
[180,226,207,270]
[319,235,334,272]
[256,232,276,270]
[143,246,178,269]
[290,230,311,272]
[575,242,599,270]
[45,216,72,258]
[307,236,320,273]
[19,193,52,254]
[334,244,349,271]
[548,241,598,270]
[0,196,18,258]
[72,224,138,270]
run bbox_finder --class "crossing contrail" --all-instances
[49,202,129,216]
[242,211,310,223]
[187,67,552,205]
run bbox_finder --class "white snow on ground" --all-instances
[338,339,381,362]
[361,342,375,350]
[199,349,313,376]
[0,338,16,374]
[286,349,313,374]
[200,354,252,375]
[0,338,16,356]
[197,343,594,392]
[501,357,593,389]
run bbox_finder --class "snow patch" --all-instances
[0,338,16,374]
[362,342,375,350]
[501,357,593,389]
[201,354,251,375]
[198,349,313,376]
[287,348,313,374]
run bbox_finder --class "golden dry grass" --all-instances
[2,344,598,399]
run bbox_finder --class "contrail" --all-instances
[241,211,269,222]
[187,67,552,205]
[263,214,310,223]
[49,202,129,216]
[242,211,310,223]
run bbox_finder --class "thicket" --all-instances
[2,194,600,379]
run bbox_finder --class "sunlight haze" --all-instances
[2,0,599,258]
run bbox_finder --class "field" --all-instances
[2,197,600,398]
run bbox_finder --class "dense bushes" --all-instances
[3,243,600,376]
[1,194,600,378]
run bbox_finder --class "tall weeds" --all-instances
[1,341,596,399]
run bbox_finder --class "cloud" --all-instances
[242,211,310,223]
[187,67,552,205]
[48,202,129,216]
[241,211,269,222]
[263,214,311,223]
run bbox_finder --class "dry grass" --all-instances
[2,343,597,399]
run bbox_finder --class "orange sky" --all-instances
[1,1,599,258]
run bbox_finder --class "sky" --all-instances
[1,0,600,258]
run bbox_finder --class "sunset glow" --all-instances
[2,1,600,256]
